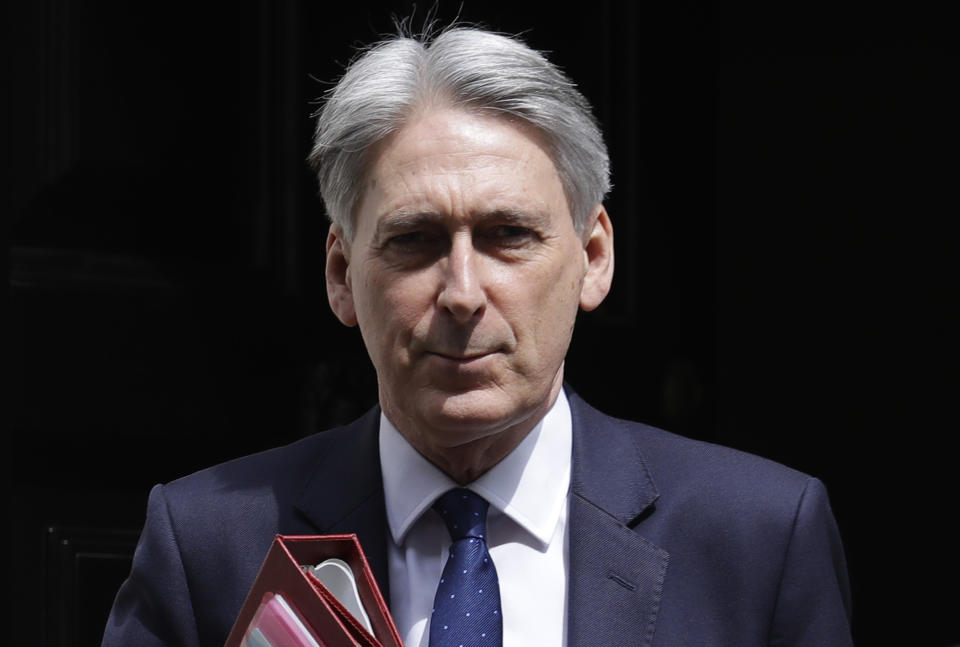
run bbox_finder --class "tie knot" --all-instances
[433,488,489,541]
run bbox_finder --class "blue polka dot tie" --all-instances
[429,488,503,647]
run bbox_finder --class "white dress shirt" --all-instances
[379,389,572,647]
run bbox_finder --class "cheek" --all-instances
[350,275,377,330]
[505,262,582,345]
[358,273,431,343]
[533,249,585,308]
[350,268,392,344]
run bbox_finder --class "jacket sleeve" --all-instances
[768,477,853,647]
[101,484,201,647]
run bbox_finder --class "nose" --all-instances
[436,233,486,323]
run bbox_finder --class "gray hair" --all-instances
[308,26,610,240]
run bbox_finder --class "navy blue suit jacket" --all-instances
[102,389,853,646]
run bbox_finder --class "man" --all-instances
[103,26,852,646]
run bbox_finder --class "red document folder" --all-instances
[224,535,404,647]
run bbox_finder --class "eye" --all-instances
[485,225,539,247]
[388,231,428,246]
[385,230,441,249]
[493,225,530,237]
[380,230,448,264]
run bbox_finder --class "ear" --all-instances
[325,224,358,326]
[579,205,614,311]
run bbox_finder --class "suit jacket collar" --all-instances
[567,387,660,524]
[291,388,670,646]
[293,405,393,598]
[566,387,669,647]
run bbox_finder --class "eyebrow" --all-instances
[373,210,444,242]
[373,207,552,240]
[483,209,552,230]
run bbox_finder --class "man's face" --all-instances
[326,107,612,465]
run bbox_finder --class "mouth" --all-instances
[426,350,496,362]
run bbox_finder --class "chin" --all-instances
[418,385,539,440]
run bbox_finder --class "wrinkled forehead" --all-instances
[351,108,572,235]
[349,107,575,234]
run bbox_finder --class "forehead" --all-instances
[355,108,569,226]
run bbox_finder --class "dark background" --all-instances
[4,1,957,645]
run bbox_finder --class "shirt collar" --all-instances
[380,389,572,550]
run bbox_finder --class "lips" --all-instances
[425,350,496,361]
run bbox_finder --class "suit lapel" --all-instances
[566,390,670,647]
[292,406,392,599]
